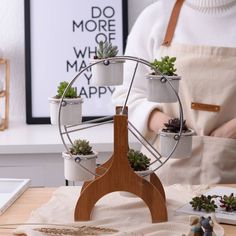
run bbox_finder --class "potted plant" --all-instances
[146,56,181,103]
[159,118,194,158]
[62,139,97,181]
[48,81,83,125]
[90,41,125,86]
[121,149,152,197]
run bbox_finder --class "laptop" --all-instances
[0,178,30,215]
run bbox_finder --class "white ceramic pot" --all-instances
[90,59,125,86]
[146,74,181,103]
[48,97,83,125]
[160,129,194,159]
[62,151,97,182]
[120,169,153,198]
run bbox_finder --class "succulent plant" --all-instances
[56,81,77,98]
[127,149,150,171]
[150,56,177,76]
[190,195,219,213]
[163,118,189,133]
[95,41,118,59]
[219,193,236,212]
[70,139,94,156]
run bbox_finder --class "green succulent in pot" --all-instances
[48,81,82,125]
[70,139,94,156]
[147,56,180,103]
[127,149,151,171]
[150,56,177,76]
[91,41,124,86]
[162,118,189,133]
[94,41,118,59]
[63,139,97,182]
[56,81,78,99]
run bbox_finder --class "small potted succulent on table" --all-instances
[160,118,194,158]
[62,139,97,182]
[146,56,181,103]
[91,41,125,86]
[48,81,83,125]
[121,149,152,197]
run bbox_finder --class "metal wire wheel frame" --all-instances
[58,56,184,178]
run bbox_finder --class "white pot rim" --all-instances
[135,169,153,176]
[62,151,98,160]
[159,128,195,137]
[48,96,83,104]
[90,58,125,64]
[146,74,181,81]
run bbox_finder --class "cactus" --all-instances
[163,118,189,133]
[95,41,118,59]
[70,139,93,155]
[150,56,177,76]
[56,81,77,98]
[127,149,150,171]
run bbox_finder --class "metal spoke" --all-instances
[61,120,113,135]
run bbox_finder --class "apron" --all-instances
[145,0,236,185]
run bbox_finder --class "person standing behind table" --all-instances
[112,0,236,185]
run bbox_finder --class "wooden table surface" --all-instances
[0,187,235,236]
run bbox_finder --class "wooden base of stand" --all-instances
[81,162,166,202]
[74,114,167,223]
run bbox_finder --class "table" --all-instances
[0,187,235,236]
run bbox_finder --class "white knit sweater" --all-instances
[112,0,236,137]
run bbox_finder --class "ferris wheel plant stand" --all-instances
[74,113,168,223]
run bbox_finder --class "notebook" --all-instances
[176,186,236,225]
[0,178,30,215]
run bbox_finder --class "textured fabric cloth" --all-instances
[14,185,224,236]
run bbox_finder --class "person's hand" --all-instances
[210,118,236,139]
[148,109,171,133]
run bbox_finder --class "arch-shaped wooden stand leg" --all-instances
[81,162,166,202]
[150,173,166,202]
[74,115,167,223]
[81,158,112,193]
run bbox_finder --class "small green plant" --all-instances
[127,149,150,171]
[190,193,236,213]
[190,195,219,213]
[150,56,177,76]
[95,41,118,59]
[70,139,94,155]
[220,193,236,212]
[163,118,189,133]
[56,81,77,98]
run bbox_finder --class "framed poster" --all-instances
[24,0,128,124]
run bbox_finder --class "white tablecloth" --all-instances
[15,184,224,236]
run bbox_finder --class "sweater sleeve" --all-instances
[112,1,173,139]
